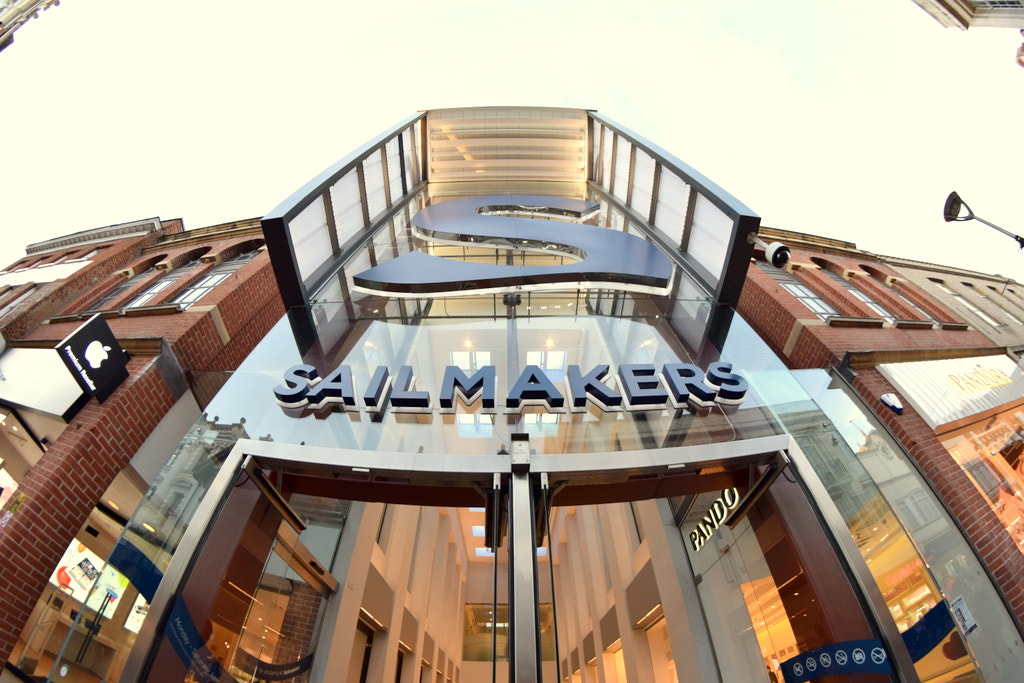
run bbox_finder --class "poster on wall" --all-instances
[123,593,150,634]
[48,539,129,617]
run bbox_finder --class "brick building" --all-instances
[740,225,1024,651]
[882,254,1024,358]
[0,216,283,680]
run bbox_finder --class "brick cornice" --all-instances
[7,336,164,355]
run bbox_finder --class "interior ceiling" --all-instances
[426,107,589,189]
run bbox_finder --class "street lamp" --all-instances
[943,191,1024,250]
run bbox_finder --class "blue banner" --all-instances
[901,601,955,662]
[107,538,164,603]
[781,639,893,683]
[235,649,315,681]
[166,597,235,683]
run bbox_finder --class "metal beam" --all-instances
[509,468,541,681]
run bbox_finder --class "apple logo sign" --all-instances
[84,340,112,369]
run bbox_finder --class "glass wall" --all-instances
[880,354,1024,568]
[683,479,890,683]
[588,112,756,305]
[939,407,1024,553]
[793,369,1024,682]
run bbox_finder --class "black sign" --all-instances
[353,195,674,297]
[56,314,130,403]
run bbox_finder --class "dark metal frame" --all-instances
[264,109,761,316]
[587,112,760,308]
[261,113,427,311]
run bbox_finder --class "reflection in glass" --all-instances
[940,411,1024,556]
[791,370,1024,682]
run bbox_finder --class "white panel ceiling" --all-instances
[426,107,588,187]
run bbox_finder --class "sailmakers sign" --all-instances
[274,361,748,416]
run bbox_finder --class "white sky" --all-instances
[1,0,1022,280]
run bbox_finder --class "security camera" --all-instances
[747,234,791,269]
[765,241,791,268]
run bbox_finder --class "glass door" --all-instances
[222,524,332,682]
[139,474,337,682]
[684,474,896,683]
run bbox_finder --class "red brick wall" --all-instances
[0,358,176,659]
[0,234,162,339]
[0,243,285,662]
[739,260,994,370]
[273,581,322,682]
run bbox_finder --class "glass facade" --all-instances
[881,354,1024,567]
[45,108,1024,682]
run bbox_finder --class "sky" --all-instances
[1,0,1022,280]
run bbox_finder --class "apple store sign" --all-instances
[55,314,130,403]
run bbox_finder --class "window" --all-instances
[987,286,1024,324]
[526,349,567,383]
[91,266,156,310]
[930,279,1003,327]
[890,288,933,322]
[126,279,174,308]
[126,259,200,308]
[965,302,1001,327]
[172,249,260,309]
[456,413,493,438]
[758,262,839,320]
[0,287,34,319]
[895,489,941,531]
[71,248,100,262]
[820,269,894,322]
[450,351,491,370]
[172,272,229,306]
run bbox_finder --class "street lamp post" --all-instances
[943,191,1024,250]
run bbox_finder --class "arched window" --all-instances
[816,266,895,323]
[90,264,159,310]
[126,258,201,308]
[857,265,937,323]
[930,279,1002,327]
[173,248,261,308]
[756,261,838,320]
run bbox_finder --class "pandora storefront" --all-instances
[38,108,1024,683]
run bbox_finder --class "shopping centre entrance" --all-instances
[112,431,938,683]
